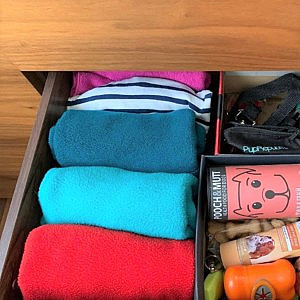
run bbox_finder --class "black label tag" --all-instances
[208,167,228,220]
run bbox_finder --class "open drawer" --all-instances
[0,72,73,299]
[0,71,220,299]
[2,71,299,299]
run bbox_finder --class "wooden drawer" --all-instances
[1,71,218,299]
[0,72,72,299]
[1,71,299,299]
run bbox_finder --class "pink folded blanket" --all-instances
[70,71,211,96]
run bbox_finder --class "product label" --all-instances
[297,188,300,215]
[209,167,228,219]
[234,222,300,265]
[277,221,300,252]
[208,164,300,220]
[237,234,276,265]
[242,145,288,154]
[251,280,275,300]
[236,237,251,265]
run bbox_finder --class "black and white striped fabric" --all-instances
[67,77,212,130]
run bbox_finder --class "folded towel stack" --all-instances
[49,109,200,173]
[19,72,212,299]
[39,166,197,240]
[68,77,212,131]
[19,225,195,300]
[70,70,211,96]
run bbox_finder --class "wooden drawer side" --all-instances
[0,72,72,298]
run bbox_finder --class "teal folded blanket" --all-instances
[38,166,198,240]
[49,109,200,173]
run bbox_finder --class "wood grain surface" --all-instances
[0,199,11,237]
[0,72,72,299]
[1,0,300,70]
[0,55,40,199]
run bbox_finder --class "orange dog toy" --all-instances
[224,259,296,300]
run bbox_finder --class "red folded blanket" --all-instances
[19,225,195,299]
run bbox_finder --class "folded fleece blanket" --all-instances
[49,109,201,173]
[39,166,197,240]
[18,225,195,300]
[68,77,212,131]
[70,70,211,96]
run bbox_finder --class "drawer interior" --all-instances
[197,154,300,299]
[206,70,300,299]
[220,71,300,154]
[0,71,219,299]
[1,71,299,299]
[0,72,72,299]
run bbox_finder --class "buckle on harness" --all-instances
[235,109,256,125]
[281,104,300,127]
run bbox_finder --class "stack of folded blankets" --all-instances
[18,71,212,300]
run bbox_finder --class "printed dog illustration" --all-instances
[232,168,290,218]
[247,235,275,259]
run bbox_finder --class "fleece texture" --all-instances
[70,70,211,96]
[49,109,199,173]
[18,225,195,300]
[38,166,197,240]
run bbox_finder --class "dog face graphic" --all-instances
[232,168,290,218]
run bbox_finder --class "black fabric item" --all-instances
[224,122,300,154]
[235,105,261,125]
[230,73,300,126]
[281,105,300,127]
[225,73,300,154]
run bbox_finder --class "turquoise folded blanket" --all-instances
[38,166,197,240]
[49,109,200,173]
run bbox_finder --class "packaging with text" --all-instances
[208,164,300,220]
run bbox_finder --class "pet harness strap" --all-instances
[233,73,300,126]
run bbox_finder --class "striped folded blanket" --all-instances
[67,77,212,131]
